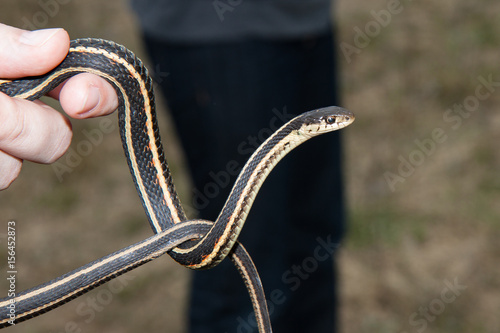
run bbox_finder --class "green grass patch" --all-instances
[346,205,428,248]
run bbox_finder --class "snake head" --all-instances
[298,106,355,136]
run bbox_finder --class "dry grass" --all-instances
[0,0,499,332]
[338,0,500,332]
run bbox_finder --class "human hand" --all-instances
[0,24,119,190]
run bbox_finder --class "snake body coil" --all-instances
[0,38,354,332]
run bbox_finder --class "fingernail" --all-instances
[79,85,101,115]
[19,28,61,46]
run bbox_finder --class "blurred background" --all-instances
[0,0,499,332]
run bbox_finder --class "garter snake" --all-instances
[0,38,354,331]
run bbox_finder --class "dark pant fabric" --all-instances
[143,30,344,333]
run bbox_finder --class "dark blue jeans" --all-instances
[143,30,344,333]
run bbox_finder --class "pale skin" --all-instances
[0,24,119,190]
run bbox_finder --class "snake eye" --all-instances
[325,116,336,124]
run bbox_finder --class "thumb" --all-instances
[0,24,69,78]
